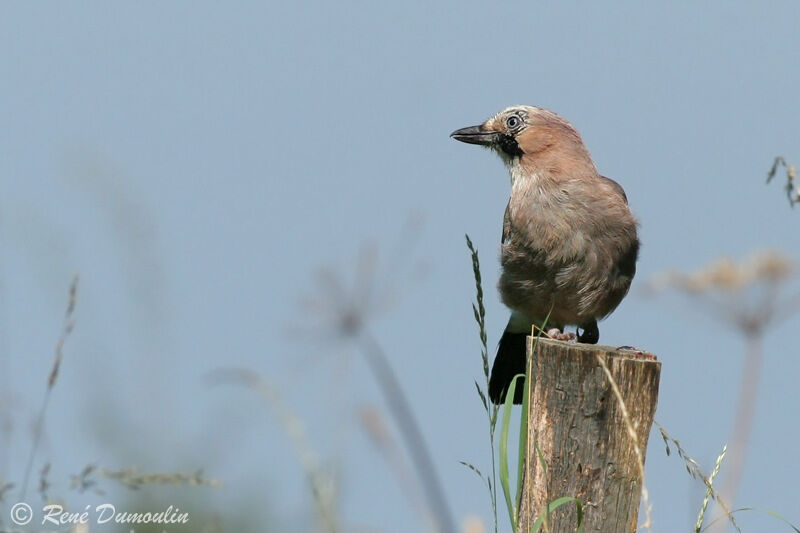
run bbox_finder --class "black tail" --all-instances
[488,330,527,404]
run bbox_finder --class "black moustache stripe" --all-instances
[498,134,523,158]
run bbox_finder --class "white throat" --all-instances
[508,161,526,186]
[505,158,545,195]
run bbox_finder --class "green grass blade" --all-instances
[530,497,584,533]
[475,380,488,412]
[760,509,800,533]
[466,234,501,533]
[500,374,523,532]
[694,444,726,533]
[517,315,551,528]
[515,340,531,520]
[702,507,800,533]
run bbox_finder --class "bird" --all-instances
[451,105,639,404]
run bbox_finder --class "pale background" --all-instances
[2,2,799,532]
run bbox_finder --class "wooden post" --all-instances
[517,337,661,533]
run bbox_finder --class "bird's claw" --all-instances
[546,328,576,342]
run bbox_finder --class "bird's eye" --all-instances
[506,116,521,129]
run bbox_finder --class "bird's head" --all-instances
[451,105,595,179]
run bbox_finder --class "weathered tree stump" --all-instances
[517,337,661,533]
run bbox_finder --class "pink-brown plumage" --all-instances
[452,105,639,403]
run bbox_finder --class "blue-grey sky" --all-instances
[2,1,799,531]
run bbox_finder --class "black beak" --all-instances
[450,125,501,146]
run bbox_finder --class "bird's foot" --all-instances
[577,320,599,344]
[546,328,576,342]
[616,345,658,361]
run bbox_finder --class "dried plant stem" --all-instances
[20,275,78,499]
[648,249,799,530]
[716,333,764,519]
[358,331,457,533]
[210,369,339,533]
[358,407,436,531]
[595,354,652,532]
